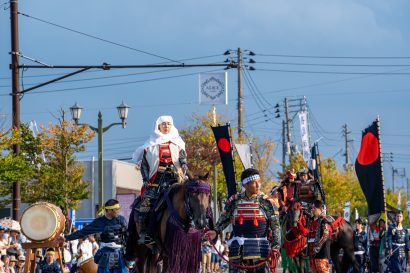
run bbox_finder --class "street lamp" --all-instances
[70,102,130,211]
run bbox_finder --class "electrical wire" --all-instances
[18,12,182,64]
[255,53,410,59]
[255,68,410,75]
[0,68,224,96]
[254,61,410,67]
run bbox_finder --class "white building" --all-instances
[75,159,143,220]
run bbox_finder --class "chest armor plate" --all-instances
[285,184,296,200]
[394,228,407,244]
[159,143,172,164]
[233,200,268,238]
[354,231,366,251]
[298,183,315,202]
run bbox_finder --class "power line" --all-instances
[0,54,223,81]
[255,61,410,67]
[255,68,410,75]
[0,68,224,96]
[18,12,182,64]
[255,53,410,59]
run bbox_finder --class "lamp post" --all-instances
[70,102,130,211]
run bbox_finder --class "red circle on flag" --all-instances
[357,132,379,165]
[218,138,231,152]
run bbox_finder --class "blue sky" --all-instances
[1,0,409,190]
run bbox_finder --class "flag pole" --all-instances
[227,123,237,192]
[377,115,388,224]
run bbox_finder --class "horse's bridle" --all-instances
[184,181,212,230]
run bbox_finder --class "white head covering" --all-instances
[132,115,185,164]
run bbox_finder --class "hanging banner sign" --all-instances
[199,72,228,105]
[298,111,311,162]
[344,201,351,222]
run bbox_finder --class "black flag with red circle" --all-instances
[355,120,385,224]
[211,124,236,198]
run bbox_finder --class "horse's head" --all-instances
[184,173,211,230]
[288,201,303,227]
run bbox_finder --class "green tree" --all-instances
[24,112,95,214]
[0,128,34,207]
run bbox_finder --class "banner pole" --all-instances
[227,123,237,192]
[377,115,388,224]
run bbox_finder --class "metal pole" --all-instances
[237,48,244,142]
[284,97,292,161]
[98,112,104,208]
[10,0,21,220]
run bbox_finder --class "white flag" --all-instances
[199,72,228,105]
[398,191,401,207]
[344,201,351,221]
[355,208,359,220]
[406,201,410,217]
[298,111,311,162]
[235,144,252,169]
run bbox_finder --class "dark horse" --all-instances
[126,174,212,273]
[287,201,360,273]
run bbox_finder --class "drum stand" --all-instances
[22,241,66,273]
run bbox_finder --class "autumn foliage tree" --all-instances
[23,113,95,214]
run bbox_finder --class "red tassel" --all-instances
[239,211,243,225]
[253,210,258,227]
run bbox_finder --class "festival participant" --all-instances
[36,249,62,273]
[307,200,331,273]
[276,170,297,214]
[132,115,187,244]
[369,217,383,273]
[377,219,386,273]
[386,210,410,273]
[60,199,128,273]
[207,168,281,273]
[353,218,368,273]
[295,168,325,212]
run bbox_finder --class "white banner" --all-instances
[406,201,410,217]
[199,72,228,105]
[344,201,351,221]
[298,111,311,162]
[235,144,252,169]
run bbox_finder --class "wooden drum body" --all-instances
[78,258,98,273]
[21,202,66,242]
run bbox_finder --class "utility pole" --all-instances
[282,120,286,173]
[10,0,21,221]
[343,124,352,170]
[392,166,396,193]
[407,177,409,200]
[284,97,292,161]
[237,48,244,142]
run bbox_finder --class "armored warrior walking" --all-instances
[208,168,281,273]
[386,210,410,273]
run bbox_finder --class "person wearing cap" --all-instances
[36,248,61,273]
[9,255,17,272]
[131,115,187,245]
[307,200,331,273]
[60,199,128,273]
[15,256,25,273]
[207,168,281,273]
[386,210,410,273]
[353,218,368,273]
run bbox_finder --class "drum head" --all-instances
[21,204,59,241]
